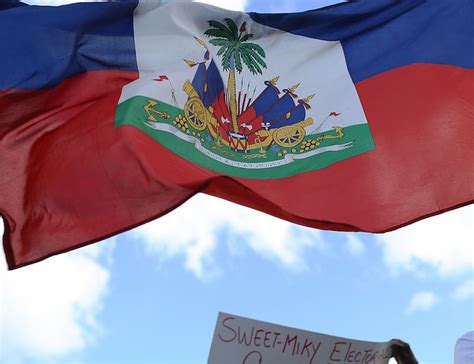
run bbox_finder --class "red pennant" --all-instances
[154,75,169,82]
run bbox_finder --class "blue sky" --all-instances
[1,1,473,364]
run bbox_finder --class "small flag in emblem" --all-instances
[153,75,169,82]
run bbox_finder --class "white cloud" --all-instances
[376,205,474,277]
[263,0,347,13]
[130,194,324,279]
[453,279,474,301]
[344,233,365,255]
[0,220,113,362]
[405,291,438,314]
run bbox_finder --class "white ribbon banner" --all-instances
[208,312,392,364]
[144,121,353,169]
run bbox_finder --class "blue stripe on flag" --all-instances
[0,1,138,90]
[250,0,474,83]
[0,1,27,10]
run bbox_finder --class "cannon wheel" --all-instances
[184,97,207,131]
[274,126,305,148]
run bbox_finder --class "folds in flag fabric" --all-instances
[1,0,473,269]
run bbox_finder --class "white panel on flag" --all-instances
[115,1,375,179]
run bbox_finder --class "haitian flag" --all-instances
[1,0,473,269]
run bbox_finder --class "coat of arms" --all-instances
[115,17,375,179]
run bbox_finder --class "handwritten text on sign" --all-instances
[207,313,392,364]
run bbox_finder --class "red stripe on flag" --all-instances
[1,64,473,269]
[204,63,474,232]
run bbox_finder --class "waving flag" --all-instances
[1,0,473,269]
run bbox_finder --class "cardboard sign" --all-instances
[208,312,392,364]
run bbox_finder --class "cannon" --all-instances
[255,117,313,149]
[183,80,217,132]
[183,77,316,153]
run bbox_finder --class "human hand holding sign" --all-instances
[389,339,418,364]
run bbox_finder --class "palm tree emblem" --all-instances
[205,18,267,133]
